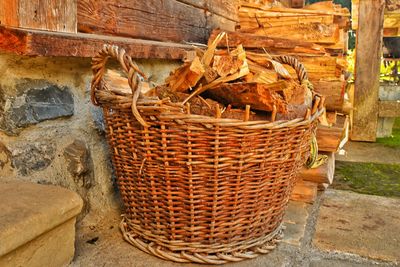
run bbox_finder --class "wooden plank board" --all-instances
[351,0,385,141]
[299,152,335,184]
[0,0,77,33]
[290,179,318,203]
[0,26,192,59]
[378,100,400,117]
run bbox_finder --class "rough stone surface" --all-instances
[0,79,74,135]
[0,218,77,267]
[314,189,400,263]
[11,141,56,176]
[0,181,83,257]
[309,258,388,267]
[64,139,92,188]
[377,117,396,138]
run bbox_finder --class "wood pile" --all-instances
[233,0,352,202]
[147,32,315,121]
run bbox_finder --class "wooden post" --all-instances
[351,0,385,141]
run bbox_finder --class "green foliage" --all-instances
[333,161,400,198]
[377,118,400,148]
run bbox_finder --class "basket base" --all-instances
[119,216,284,264]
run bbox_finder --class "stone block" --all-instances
[282,201,311,246]
[11,142,56,175]
[0,218,76,267]
[0,180,83,266]
[0,79,74,135]
[313,189,400,263]
[64,140,93,188]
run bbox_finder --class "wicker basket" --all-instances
[91,45,324,264]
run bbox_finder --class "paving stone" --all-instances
[313,189,400,263]
[11,141,56,175]
[0,181,83,266]
[71,211,292,267]
[0,79,74,135]
[282,201,310,246]
[309,258,391,267]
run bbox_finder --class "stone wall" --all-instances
[0,52,180,219]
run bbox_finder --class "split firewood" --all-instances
[204,82,288,113]
[165,56,205,92]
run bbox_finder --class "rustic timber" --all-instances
[290,179,318,203]
[299,152,335,184]
[0,26,192,59]
[352,0,385,141]
[205,82,288,113]
[208,29,326,55]
[0,0,77,33]
[378,100,400,117]
[77,0,238,43]
[312,79,345,111]
[316,125,343,152]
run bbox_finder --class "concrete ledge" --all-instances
[0,181,83,257]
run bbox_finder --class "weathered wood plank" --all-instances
[0,0,76,33]
[290,179,318,203]
[77,0,208,43]
[378,100,400,117]
[0,26,192,59]
[352,0,385,141]
[299,152,335,184]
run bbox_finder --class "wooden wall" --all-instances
[77,0,239,43]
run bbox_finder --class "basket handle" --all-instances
[91,45,149,127]
[271,55,312,90]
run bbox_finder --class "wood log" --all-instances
[316,115,349,152]
[299,152,335,184]
[0,0,77,33]
[205,82,288,113]
[290,179,318,203]
[0,26,192,59]
[208,29,326,55]
[238,23,340,45]
[312,79,345,111]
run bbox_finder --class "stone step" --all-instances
[0,181,83,267]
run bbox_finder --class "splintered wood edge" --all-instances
[0,26,194,59]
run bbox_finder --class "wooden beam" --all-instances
[77,0,238,44]
[0,26,192,59]
[312,79,345,111]
[379,100,400,117]
[351,0,385,141]
[299,152,335,184]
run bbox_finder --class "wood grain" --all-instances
[0,26,192,59]
[352,0,385,141]
[0,0,76,32]
[299,152,335,184]
[77,0,238,43]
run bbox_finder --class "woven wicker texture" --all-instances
[91,45,323,264]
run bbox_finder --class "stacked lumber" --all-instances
[233,1,351,202]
